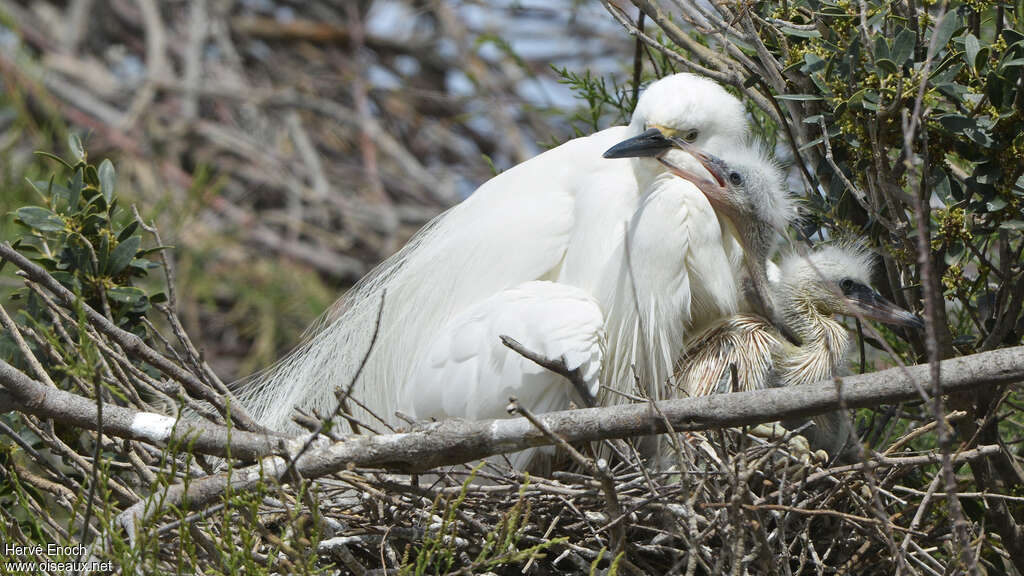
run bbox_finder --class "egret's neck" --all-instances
[777,295,850,386]
[631,157,665,193]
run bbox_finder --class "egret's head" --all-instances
[603,73,747,186]
[658,140,800,343]
[659,142,794,261]
[779,243,924,329]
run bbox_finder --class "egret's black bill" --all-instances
[603,128,674,158]
[849,287,925,329]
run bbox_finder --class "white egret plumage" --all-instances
[405,280,605,422]
[589,149,773,408]
[652,138,800,345]
[677,243,924,461]
[407,140,799,468]
[237,73,760,436]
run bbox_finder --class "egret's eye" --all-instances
[682,129,699,142]
[839,278,854,292]
[728,171,743,186]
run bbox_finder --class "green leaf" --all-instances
[107,236,141,276]
[938,114,975,132]
[1001,29,1024,46]
[873,36,890,61]
[930,58,963,81]
[68,168,83,208]
[67,134,86,164]
[986,197,1007,211]
[98,232,110,273]
[933,170,952,204]
[129,258,159,272]
[808,71,833,97]
[932,11,960,54]
[937,113,991,146]
[774,94,824,101]
[25,178,51,203]
[891,29,916,64]
[105,286,147,305]
[16,207,65,232]
[50,271,81,292]
[83,191,109,215]
[137,245,171,257]
[876,58,898,74]
[1000,57,1024,71]
[98,159,116,203]
[81,213,108,236]
[780,26,821,38]
[803,53,826,74]
[66,242,94,275]
[964,34,980,70]
[986,72,1004,108]
[1000,220,1024,230]
[117,220,140,242]
[67,179,81,214]
[866,8,886,28]
[974,47,989,72]
[1013,175,1024,196]
[33,151,73,169]
[50,182,73,215]
[848,88,879,109]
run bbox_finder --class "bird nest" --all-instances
[261,425,996,575]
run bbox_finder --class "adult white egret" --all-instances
[238,73,762,434]
[677,243,924,461]
[406,137,796,423]
[407,138,798,470]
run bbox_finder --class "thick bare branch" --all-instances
[0,359,287,460]
[0,242,264,432]
[108,345,1024,530]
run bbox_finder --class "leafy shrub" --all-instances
[8,135,164,336]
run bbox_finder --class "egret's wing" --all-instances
[676,314,781,398]
[237,127,633,433]
[405,281,605,422]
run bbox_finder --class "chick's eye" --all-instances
[728,172,743,186]
[839,279,854,292]
[682,129,699,142]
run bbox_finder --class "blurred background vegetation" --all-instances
[0,0,629,379]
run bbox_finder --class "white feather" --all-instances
[236,127,625,432]
[404,281,605,422]
[598,173,740,403]
[236,73,751,438]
